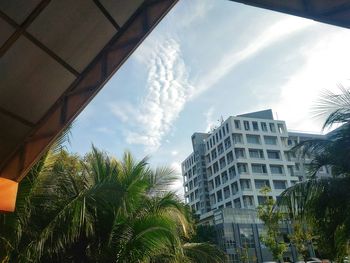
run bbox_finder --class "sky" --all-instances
[67,0,350,194]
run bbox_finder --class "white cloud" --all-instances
[110,38,194,152]
[193,16,316,97]
[171,150,178,156]
[270,30,350,132]
[204,106,216,132]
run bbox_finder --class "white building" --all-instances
[182,109,330,217]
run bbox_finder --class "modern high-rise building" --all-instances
[181,109,330,262]
[182,109,330,216]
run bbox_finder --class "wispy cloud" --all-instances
[110,38,194,152]
[194,17,315,97]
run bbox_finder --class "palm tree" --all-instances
[1,142,224,262]
[276,86,350,260]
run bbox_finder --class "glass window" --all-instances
[273,180,286,189]
[249,149,264,159]
[237,163,248,174]
[228,165,236,179]
[235,148,246,159]
[218,143,224,155]
[215,175,221,187]
[267,150,281,159]
[269,123,276,132]
[277,123,285,133]
[264,136,277,145]
[219,130,222,140]
[224,137,231,149]
[211,149,217,159]
[244,121,250,131]
[240,179,251,190]
[255,179,270,189]
[221,171,228,184]
[217,190,223,202]
[246,134,261,144]
[252,121,259,131]
[234,198,241,208]
[213,162,219,173]
[251,163,267,174]
[261,122,268,131]
[231,182,239,194]
[234,120,241,130]
[219,157,226,169]
[224,186,230,199]
[270,165,284,174]
[227,151,234,164]
[232,133,243,144]
[226,123,229,133]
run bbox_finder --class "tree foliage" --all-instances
[257,187,288,262]
[276,86,350,261]
[0,142,224,262]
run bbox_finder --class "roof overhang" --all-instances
[229,0,350,29]
[0,0,177,212]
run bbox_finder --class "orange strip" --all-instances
[0,177,18,212]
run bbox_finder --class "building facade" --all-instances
[181,109,329,262]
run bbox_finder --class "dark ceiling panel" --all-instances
[0,17,15,47]
[0,0,41,24]
[0,36,76,123]
[28,0,116,73]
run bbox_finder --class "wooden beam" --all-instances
[0,0,178,182]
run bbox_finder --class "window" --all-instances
[251,163,267,174]
[243,195,254,208]
[244,121,250,130]
[235,148,246,159]
[249,149,264,159]
[215,133,218,142]
[240,179,251,190]
[219,130,222,140]
[255,179,270,189]
[224,186,230,199]
[287,166,294,176]
[213,162,219,173]
[219,157,226,169]
[264,135,277,145]
[210,194,216,205]
[215,175,221,187]
[237,163,248,174]
[258,196,268,205]
[228,165,236,179]
[226,123,229,133]
[217,143,224,155]
[208,180,214,191]
[232,133,243,144]
[269,123,276,132]
[224,137,231,150]
[211,149,217,160]
[277,123,285,133]
[267,150,281,159]
[234,120,241,130]
[234,198,241,208]
[221,171,228,184]
[226,201,232,208]
[231,182,239,194]
[206,141,209,150]
[270,165,284,174]
[227,151,234,164]
[222,127,225,136]
[246,134,260,144]
[273,180,286,190]
[261,122,268,131]
[217,190,223,202]
[252,121,259,131]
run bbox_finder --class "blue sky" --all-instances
[68,0,350,193]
